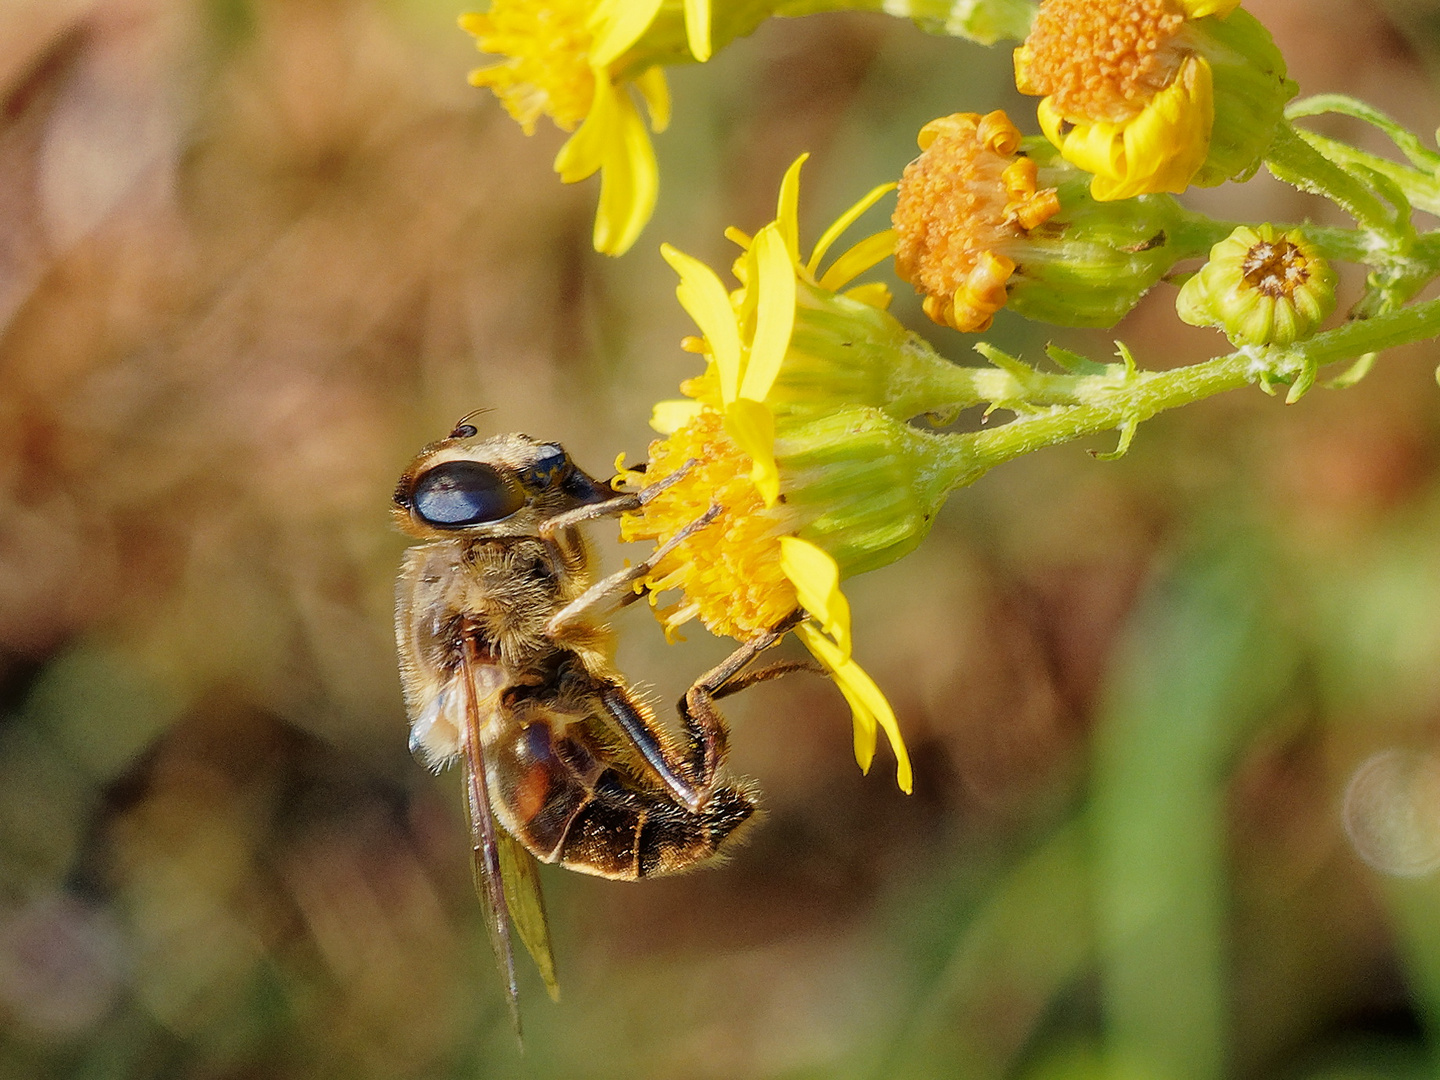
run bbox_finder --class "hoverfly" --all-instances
[392,423,806,1031]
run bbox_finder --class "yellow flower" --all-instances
[620,158,914,792]
[461,0,712,255]
[892,111,1061,332]
[1013,0,1293,200]
[892,110,1200,331]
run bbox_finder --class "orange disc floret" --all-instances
[892,111,1060,333]
[620,410,797,641]
[1240,235,1311,298]
[461,0,597,133]
[1014,0,1187,125]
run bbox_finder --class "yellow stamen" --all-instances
[619,411,798,640]
[461,0,597,133]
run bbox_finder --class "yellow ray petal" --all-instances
[634,66,670,132]
[592,92,657,255]
[661,245,743,403]
[683,0,712,62]
[795,623,912,793]
[723,398,778,505]
[1179,0,1240,15]
[817,229,897,292]
[589,0,665,68]
[806,181,895,279]
[843,282,892,310]
[774,154,808,264]
[778,537,851,657]
[738,224,796,403]
[554,72,616,182]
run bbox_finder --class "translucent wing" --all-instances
[458,639,560,1039]
[460,716,523,1037]
[496,827,560,1001]
[458,641,525,1037]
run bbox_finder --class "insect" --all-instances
[392,423,807,1031]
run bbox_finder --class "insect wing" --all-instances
[458,646,524,1037]
[496,827,560,1001]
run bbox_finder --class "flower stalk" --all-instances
[945,294,1440,480]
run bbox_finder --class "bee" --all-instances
[392,423,805,1031]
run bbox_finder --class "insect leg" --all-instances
[544,501,720,639]
[597,612,809,811]
[537,458,699,542]
[671,612,808,804]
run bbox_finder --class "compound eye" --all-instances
[521,443,571,488]
[411,461,524,527]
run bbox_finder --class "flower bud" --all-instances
[1177,224,1336,347]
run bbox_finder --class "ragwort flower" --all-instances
[620,159,986,792]
[1013,0,1295,200]
[893,111,1194,331]
[461,0,712,255]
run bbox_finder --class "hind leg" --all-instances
[597,612,811,812]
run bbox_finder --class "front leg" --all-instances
[543,459,710,640]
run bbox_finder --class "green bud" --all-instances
[1177,224,1337,347]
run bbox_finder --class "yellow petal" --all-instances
[778,537,851,656]
[1110,55,1212,196]
[774,154,808,265]
[723,398,778,505]
[1178,0,1240,16]
[650,398,703,434]
[683,0,712,62]
[738,224,796,403]
[806,181,895,279]
[589,0,665,68]
[795,623,913,794]
[591,91,658,255]
[554,72,615,182]
[817,229,897,292]
[1040,57,1213,202]
[660,244,743,403]
[635,66,670,132]
[843,282,892,309]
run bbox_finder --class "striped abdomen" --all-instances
[485,712,756,880]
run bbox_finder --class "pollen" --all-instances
[461,0,597,134]
[620,411,798,641]
[1014,0,1187,124]
[892,112,1061,333]
[1241,236,1310,298]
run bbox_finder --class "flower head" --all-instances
[617,158,1000,792]
[893,111,1189,331]
[1013,0,1294,200]
[462,0,712,255]
[1177,223,1336,347]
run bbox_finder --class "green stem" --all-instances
[1265,123,1396,232]
[934,295,1440,485]
[1296,130,1440,219]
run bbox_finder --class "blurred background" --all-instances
[5,0,1440,1077]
